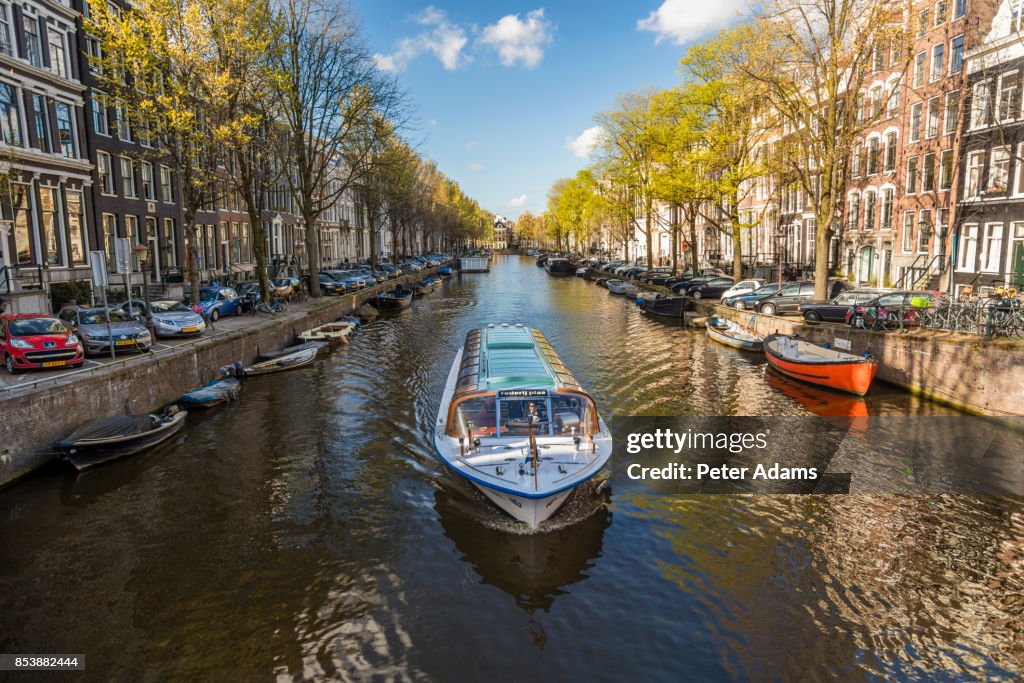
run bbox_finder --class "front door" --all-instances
[1010,223,1024,287]
[858,246,877,285]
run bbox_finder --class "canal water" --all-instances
[1,256,1021,680]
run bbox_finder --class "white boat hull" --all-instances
[474,484,575,527]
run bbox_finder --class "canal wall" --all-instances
[707,304,1024,421]
[0,270,438,487]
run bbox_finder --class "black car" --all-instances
[752,280,847,316]
[305,272,345,295]
[671,275,717,294]
[799,290,884,323]
[689,277,736,299]
[723,283,782,309]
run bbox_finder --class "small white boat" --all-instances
[706,315,764,352]
[298,322,354,343]
[606,279,636,295]
[575,268,588,277]
[434,323,613,529]
[245,342,324,376]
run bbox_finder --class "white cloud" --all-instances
[507,194,528,207]
[565,125,604,158]
[469,163,485,172]
[480,9,554,69]
[637,0,745,45]
[465,140,477,149]
[428,119,438,127]
[374,6,469,73]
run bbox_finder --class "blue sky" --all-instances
[355,1,745,218]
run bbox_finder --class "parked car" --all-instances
[197,287,243,321]
[58,306,152,356]
[273,276,302,299]
[671,275,718,294]
[122,300,206,338]
[723,283,782,309]
[753,280,848,316]
[379,264,401,279]
[1,314,84,374]
[799,290,885,323]
[306,273,345,295]
[689,277,735,299]
[719,279,766,301]
[637,268,672,282]
[846,291,939,328]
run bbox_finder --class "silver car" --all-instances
[58,306,152,356]
[123,300,206,338]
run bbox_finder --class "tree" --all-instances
[273,0,404,295]
[88,0,245,301]
[735,0,909,298]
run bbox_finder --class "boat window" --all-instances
[453,396,499,439]
[499,398,552,437]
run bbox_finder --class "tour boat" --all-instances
[763,334,879,396]
[60,407,187,470]
[706,315,764,352]
[434,323,613,528]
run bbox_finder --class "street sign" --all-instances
[89,250,108,287]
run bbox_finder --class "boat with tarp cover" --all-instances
[434,323,613,528]
[59,407,186,470]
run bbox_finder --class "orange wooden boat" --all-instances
[763,334,879,396]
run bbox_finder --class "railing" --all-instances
[0,264,43,293]
[917,291,1024,338]
[895,254,944,290]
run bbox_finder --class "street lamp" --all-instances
[133,242,156,338]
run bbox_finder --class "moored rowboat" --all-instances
[706,315,764,352]
[763,334,879,396]
[59,408,187,470]
[298,322,354,343]
[246,342,324,376]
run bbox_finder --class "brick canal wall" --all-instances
[707,304,1024,421]
[0,269,439,487]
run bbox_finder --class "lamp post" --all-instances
[133,242,155,338]
[775,222,785,289]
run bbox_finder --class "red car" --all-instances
[1,314,84,374]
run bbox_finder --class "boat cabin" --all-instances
[446,324,598,441]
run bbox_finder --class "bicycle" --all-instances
[255,296,290,314]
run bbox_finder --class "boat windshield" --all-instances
[448,391,597,440]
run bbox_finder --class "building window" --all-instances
[865,191,877,230]
[990,147,1010,194]
[40,186,61,266]
[97,151,114,195]
[910,102,923,141]
[92,93,108,135]
[880,188,894,230]
[22,15,40,67]
[141,161,154,200]
[886,80,900,118]
[0,81,22,146]
[939,149,953,190]
[84,36,101,74]
[160,165,173,202]
[242,223,251,262]
[848,194,860,231]
[923,152,936,192]
[55,102,75,157]
[936,0,948,23]
[163,217,177,266]
[66,189,86,265]
[121,157,137,197]
[47,29,67,78]
[971,81,991,129]
[958,224,977,271]
[115,100,131,141]
[906,156,919,194]
[914,51,926,87]
[851,141,862,177]
[950,35,964,74]
[926,97,941,138]
[866,137,879,175]
[0,5,11,56]
[981,224,1004,272]
[32,93,50,153]
[884,131,897,172]
[102,213,117,273]
[917,9,929,37]
[998,72,1019,122]
[953,0,966,20]
[903,211,915,252]
[931,44,944,81]
[918,209,933,254]
[231,222,241,263]
[944,90,959,134]
[966,151,984,197]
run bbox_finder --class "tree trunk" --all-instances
[645,197,654,268]
[185,208,200,304]
[689,220,699,275]
[304,212,321,297]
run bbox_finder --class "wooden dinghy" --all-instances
[246,342,324,376]
[706,315,764,351]
[763,334,879,396]
[298,322,354,343]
